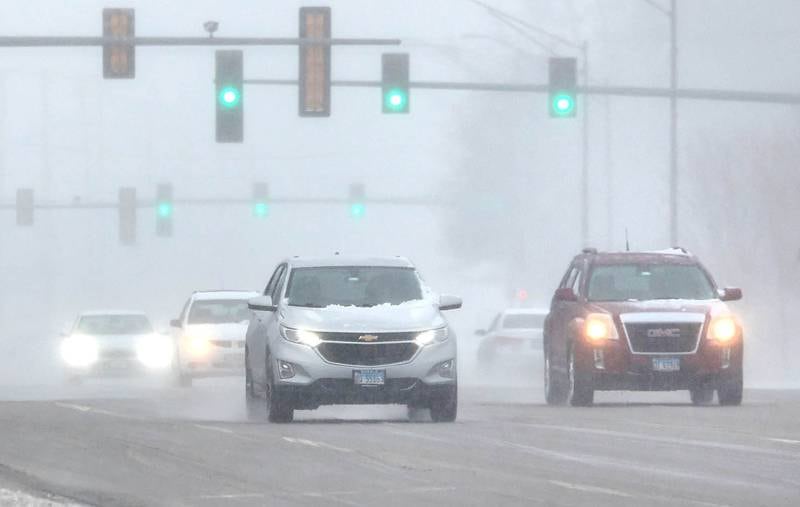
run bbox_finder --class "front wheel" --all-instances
[718,371,743,406]
[690,386,714,405]
[567,345,594,407]
[429,385,457,422]
[265,353,294,423]
[544,343,568,405]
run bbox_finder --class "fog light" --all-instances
[593,349,605,370]
[278,360,296,379]
[721,348,731,369]
[437,359,456,379]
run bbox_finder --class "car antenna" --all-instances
[625,228,630,252]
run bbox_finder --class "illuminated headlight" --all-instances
[60,335,98,368]
[709,316,738,343]
[281,327,322,347]
[415,327,449,346]
[584,314,619,342]
[188,335,212,357]
[137,334,174,369]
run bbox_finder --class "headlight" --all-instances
[415,327,449,346]
[188,335,211,357]
[281,327,322,347]
[584,314,619,342]
[61,334,98,368]
[709,315,738,343]
[137,334,174,369]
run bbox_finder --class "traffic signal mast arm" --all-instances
[0,36,400,47]
[245,79,800,105]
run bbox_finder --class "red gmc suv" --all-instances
[543,248,743,406]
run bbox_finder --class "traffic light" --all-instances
[119,187,136,245]
[548,57,577,118]
[252,183,269,218]
[349,184,366,218]
[156,184,173,237]
[382,53,410,114]
[16,188,33,226]
[299,7,331,117]
[215,50,243,143]
[103,8,135,79]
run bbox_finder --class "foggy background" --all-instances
[1,0,798,387]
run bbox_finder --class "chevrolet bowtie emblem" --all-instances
[358,334,379,342]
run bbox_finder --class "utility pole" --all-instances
[669,0,678,246]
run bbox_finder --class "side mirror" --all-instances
[475,329,488,336]
[439,295,463,311]
[249,295,277,312]
[169,319,182,328]
[554,287,578,302]
[719,287,742,302]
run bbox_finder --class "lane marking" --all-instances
[282,436,353,453]
[55,402,91,412]
[765,437,800,445]
[548,480,632,498]
[198,493,265,500]
[194,424,234,435]
[54,402,126,419]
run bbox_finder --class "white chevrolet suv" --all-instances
[245,257,462,423]
[171,290,259,387]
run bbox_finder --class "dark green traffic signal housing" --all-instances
[349,183,366,218]
[548,57,577,118]
[156,183,173,237]
[382,53,409,114]
[215,50,243,142]
[252,182,269,218]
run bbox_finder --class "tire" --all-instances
[690,386,714,405]
[406,405,428,422]
[265,353,294,423]
[567,345,594,407]
[429,385,457,422]
[245,351,266,420]
[544,342,568,405]
[718,370,743,406]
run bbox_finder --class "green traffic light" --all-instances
[350,203,366,218]
[384,88,408,113]
[157,202,173,218]
[253,202,269,218]
[551,93,576,117]
[218,86,241,108]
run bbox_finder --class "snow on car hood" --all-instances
[185,322,248,340]
[280,300,446,333]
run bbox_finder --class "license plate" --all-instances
[652,357,680,372]
[353,369,385,386]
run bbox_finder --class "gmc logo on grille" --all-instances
[647,328,682,338]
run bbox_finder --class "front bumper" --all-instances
[576,338,743,391]
[279,379,455,409]
[180,344,245,377]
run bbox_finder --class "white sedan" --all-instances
[60,311,174,382]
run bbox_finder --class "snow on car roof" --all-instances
[192,290,260,301]
[288,256,415,269]
[502,308,549,315]
[79,310,148,317]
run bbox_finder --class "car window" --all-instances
[187,299,251,324]
[272,264,288,301]
[263,265,283,296]
[285,266,423,308]
[587,264,716,302]
[76,315,152,335]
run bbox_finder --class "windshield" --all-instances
[587,264,716,302]
[286,267,423,308]
[76,315,152,335]
[503,314,546,329]
[187,300,251,324]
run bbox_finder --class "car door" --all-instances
[247,264,284,384]
[547,262,582,370]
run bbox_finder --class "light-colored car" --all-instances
[171,290,259,387]
[476,308,548,362]
[60,311,173,381]
[245,256,462,423]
